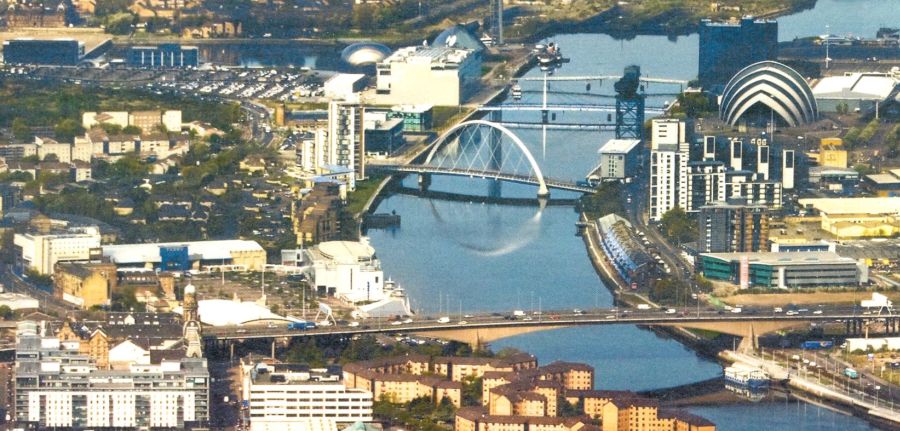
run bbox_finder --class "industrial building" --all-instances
[799,197,900,238]
[375,45,481,106]
[126,44,199,68]
[14,326,209,429]
[812,72,900,113]
[14,227,102,275]
[2,38,84,66]
[719,61,818,127]
[595,214,660,287]
[307,240,384,303]
[698,202,768,253]
[241,361,373,431]
[863,169,900,196]
[698,16,778,88]
[322,74,367,101]
[595,139,641,180]
[101,239,266,271]
[698,251,865,289]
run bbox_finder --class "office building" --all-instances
[698,16,777,88]
[2,38,84,65]
[363,112,404,155]
[376,45,481,106]
[596,139,641,180]
[126,44,200,68]
[698,202,768,253]
[328,101,366,182]
[14,327,209,429]
[698,251,865,289]
[322,74,367,101]
[14,227,102,275]
[387,104,434,132]
[649,119,689,221]
[241,361,373,431]
[307,240,384,303]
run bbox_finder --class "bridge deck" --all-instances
[369,164,595,194]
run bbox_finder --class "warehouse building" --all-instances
[698,251,866,289]
[812,72,900,113]
[2,38,84,66]
[101,239,265,271]
[799,197,900,238]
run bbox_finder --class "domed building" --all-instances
[719,61,818,127]
[433,24,486,52]
[341,42,392,67]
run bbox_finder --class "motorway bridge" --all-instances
[203,306,898,351]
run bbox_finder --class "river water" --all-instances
[362,1,898,429]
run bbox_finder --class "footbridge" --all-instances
[203,306,897,352]
[368,119,596,197]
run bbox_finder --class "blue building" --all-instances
[127,44,199,68]
[698,17,778,89]
[2,39,84,66]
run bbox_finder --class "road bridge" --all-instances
[203,307,898,352]
[476,103,667,115]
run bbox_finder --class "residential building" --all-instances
[241,361,372,431]
[14,227,102,275]
[697,202,769,253]
[127,44,200,68]
[684,161,726,212]
[698,251,866,289]
[5,3,68,29]
[649,119,689,221]
[2,38,82,65]
[53,262,118,309]
[595,214,661,287]
[14,324,209,429]
[698,16,778,88]
[600,397,716,431]
[292,182,343,246]
[307,240,384,303]
[595,139,641,180]
[82,110,182,134]
[375,45,482,106]
[328,101,366,183]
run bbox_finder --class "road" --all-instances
[0,265,79,317]
[203,304,884,341]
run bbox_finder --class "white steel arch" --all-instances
[425,120,550,196]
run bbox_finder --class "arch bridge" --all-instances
[367,120,595,197]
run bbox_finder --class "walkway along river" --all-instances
[364,1,899,429]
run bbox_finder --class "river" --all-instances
[362,0,898,429]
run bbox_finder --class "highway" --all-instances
[203,305,885,340]
[0,265,79,317]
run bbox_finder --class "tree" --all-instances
[99,123,123,134]
[580,182,626,219]
[461,376,482,406]
[122,125,143,135]
[0,305,12,320]
[104,13,135,35]
[53,118,84,142]
[42,153,60,163]
[659,207,696,245]
[12,118,30,141]
[352,4,376,29]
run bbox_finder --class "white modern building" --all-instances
[14,227,102,275]
[596,139,641,180]
[101,239,266,271]
[14,329,209,429]
[812,72,900,113]
[323,74,367,101]
[649,119,690,221]
[328,101,365,184]
[375,45,481,106]
[242,361,373,431]
[307,240,384,303]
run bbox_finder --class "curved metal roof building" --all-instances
[720,61,817,127]
[341,42,392,66]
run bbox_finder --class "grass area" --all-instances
[285,101,329,111]
[431,106,473,134]
[687,328,721,340]
[347,175,387,216]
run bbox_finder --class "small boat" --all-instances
[724,364,770,389]
[511,84,522,100]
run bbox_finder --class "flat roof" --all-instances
[799,197,900,215]
[325,73,366,87]
[314,241,375,263]
[700,251,855,265]
[599,139,641,154]
[813,73,899,100]
[865,173,900,185]
[102,240,263,264]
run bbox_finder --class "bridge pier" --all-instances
[537,185,550,198]
[418,173,431,192]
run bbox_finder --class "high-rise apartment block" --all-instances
[649,119,689,221]
[698,202,769,253]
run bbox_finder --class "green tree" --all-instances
[674,92,713,118]
[659,207,696,245]
[352,5,376,29]
[54,118,83,142]
[580,182,626,219]
[461,376,482,406]
[122,125,143,135]
[12,118,30,141]
[99,123,123,134]
[0,305,13,320]
[104,13,135,35]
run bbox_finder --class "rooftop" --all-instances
[599,139,641,154]
[813,73,899,100]
[380,45,474,67]
[700,251,856,265]
[102,239,264,264]
[313,241,375,264]
[799,197,900,215]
